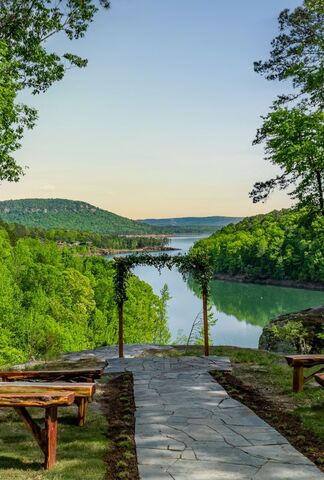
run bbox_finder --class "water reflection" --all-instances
[188,277,324,327]
[108,235,324,348]
[187,277,324,347]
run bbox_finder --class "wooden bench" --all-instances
[285,355,324,392]
[0,389,75,469]
[0,367,104,383]
[0,381,96,426]
[315,373,324,387]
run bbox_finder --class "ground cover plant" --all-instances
[144,345,324,470]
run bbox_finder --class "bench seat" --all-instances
[0,390,75,407]
[0,368,104,383]
[1,381,96,397]
[0,390,75,469]
[285,355,324,392]
[0,381,95,426]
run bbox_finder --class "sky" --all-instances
[0,0,301,219]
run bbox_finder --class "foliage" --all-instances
[317,326,324,341]
[250,108,324,215]
[194,208,324,283]
[0,198,158,235]
[155,285,172,344]
[0,1,110,182]
[0,41,37,182]
[113,250,214,309]
[254,1,324,109]
[269,321,312,354]
[0,225,171,366]
[252,1,323,213]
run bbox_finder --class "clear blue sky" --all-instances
[0,0,301,218]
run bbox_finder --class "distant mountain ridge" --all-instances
[0,198,155,235]
[138,216,242,227]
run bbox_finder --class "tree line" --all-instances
[0,224,171,366]
[194,209,324,283]
[0,218,168,251]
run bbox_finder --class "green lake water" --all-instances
[132,236,324,347]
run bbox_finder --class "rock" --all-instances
[259,306,324,354]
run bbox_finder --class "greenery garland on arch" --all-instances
[113,250,213,357]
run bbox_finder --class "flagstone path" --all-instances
[105,355,324,480]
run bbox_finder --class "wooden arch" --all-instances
[113,252,212,358]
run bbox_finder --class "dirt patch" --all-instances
[101,373,139,480]
[212,370,324,471]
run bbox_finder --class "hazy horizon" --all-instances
[0,0,300,218]
[0,197,244,220]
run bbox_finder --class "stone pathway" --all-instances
[62,343,172,362]
[106,355,324,480]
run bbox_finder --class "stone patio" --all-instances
[105,354,324,480]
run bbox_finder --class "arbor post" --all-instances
[202,286,209,356]
[118,302,124,358]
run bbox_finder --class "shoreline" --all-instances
[87,246,180,257]
[213,273,324,291]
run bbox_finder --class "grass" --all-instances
[144,345,324,441]
[0,388,108,480]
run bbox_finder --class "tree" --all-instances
[155,284,171,344]
[250,108,324,214]
[0,1,110,182]
[254,1,324,110]
[0,41,37,181]
[252,1,324,214]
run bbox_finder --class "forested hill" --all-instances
[193,209,324,285]
[139,216,242,227]
[0,199,156,235]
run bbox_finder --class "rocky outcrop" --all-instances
[259,306,324,354]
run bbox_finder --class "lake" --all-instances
[113,236,324,348]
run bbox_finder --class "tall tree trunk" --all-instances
[315,170,324,215]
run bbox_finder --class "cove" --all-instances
[110,236,324,348]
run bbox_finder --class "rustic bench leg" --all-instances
[43,406,58,469]
[14,406,58,470]
[76,398,88,426]
[293,366,304,393]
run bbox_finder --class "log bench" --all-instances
[285,355,324,392]
[0,367,104,383]
[0,381,96,426]
[315,373,324,388]
[0,389,75,469]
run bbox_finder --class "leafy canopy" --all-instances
[0,41,37,181]
[0,223,171,366]
[194,208,324,283]
[0,0,110,94]
[252,1,324,214]
[0,0,110,182]
[250,108,324,214]
[254,0,324,109]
